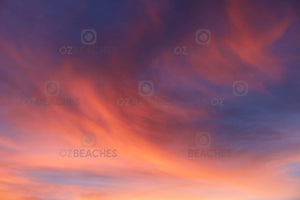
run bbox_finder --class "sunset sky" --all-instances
[0,0,300,200]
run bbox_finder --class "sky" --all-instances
[0,0,300,200]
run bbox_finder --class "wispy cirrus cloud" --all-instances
[0,0,299,200]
